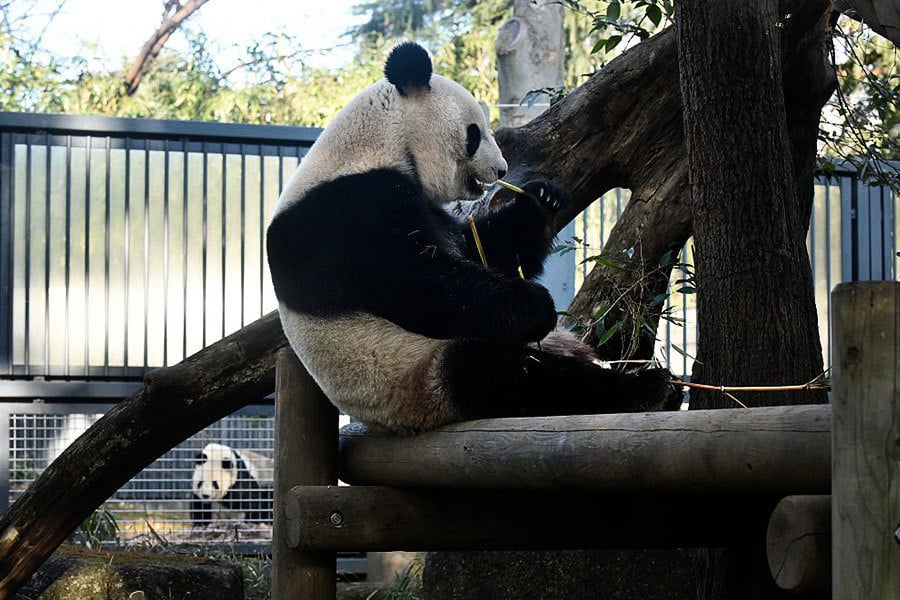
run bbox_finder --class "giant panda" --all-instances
[190,443,274,526]
[267,42,679,435]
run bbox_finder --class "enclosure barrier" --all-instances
[273,281,899,600]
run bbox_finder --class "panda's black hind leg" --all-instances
[443,340,682,420]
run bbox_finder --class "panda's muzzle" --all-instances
[467,176,487,196]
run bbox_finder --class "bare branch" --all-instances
[29,0,69,56]
[124,0,212,95]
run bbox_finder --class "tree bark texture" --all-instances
[676,1,834,598]
[0,312,288,598]
[676,0,832,409]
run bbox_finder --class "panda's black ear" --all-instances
[384,42,432,96]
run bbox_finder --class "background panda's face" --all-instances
[402,75,508,204]
[192,443,237,501]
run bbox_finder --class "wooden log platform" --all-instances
[285,485,780,553]
[339,404,831,494]
[766,494,831,596]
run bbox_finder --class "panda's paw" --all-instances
[622,368,684,412]
[520,180,569,214]
[512,279,558,342]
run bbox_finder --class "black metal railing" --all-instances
[0,112,319,391]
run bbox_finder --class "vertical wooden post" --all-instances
[831,281,899,598]
[273,348,338,600]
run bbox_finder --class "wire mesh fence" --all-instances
[6,403,276,547]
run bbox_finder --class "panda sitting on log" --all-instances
[267,42,680,435]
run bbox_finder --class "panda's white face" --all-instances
[192,443,237,501]
[274,43,508,213]
[402,75,508,204]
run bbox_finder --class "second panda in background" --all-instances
[190,442,274,526]
[267,42,681,435]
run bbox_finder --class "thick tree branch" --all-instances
[124,0,211,95]
[832,0,900,46]
[496,28,690,360]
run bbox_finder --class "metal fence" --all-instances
[2,403,276,546]
[0,112,319,385]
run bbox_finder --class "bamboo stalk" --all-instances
[467,215,489,267]
[496,179,525,194]
[676,376,830,394]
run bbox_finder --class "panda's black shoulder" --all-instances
[268,169,426,247]
[267,168,457,316]
[312,169,424,204]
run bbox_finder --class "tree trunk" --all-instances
[496,0,564,128]
[676,0,830,410]
[676,1,833,597]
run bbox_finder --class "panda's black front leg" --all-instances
[466,180,567,278]
[190,497,215,526]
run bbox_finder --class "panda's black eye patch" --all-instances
[466,124,481,157]
[195,452,207,464]
[222,459,233,470]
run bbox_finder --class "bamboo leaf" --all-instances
[607,1,621,21]
[583,255,623,270]
[597,321,622,347]
[605,34,623,52]
[649,292,668,307]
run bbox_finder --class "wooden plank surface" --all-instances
[831,281,899,599]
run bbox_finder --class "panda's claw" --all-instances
[520,180,569,214]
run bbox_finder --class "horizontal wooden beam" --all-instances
[766,494,831,596]
[286,485,777,553]
[339,405,831,494]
